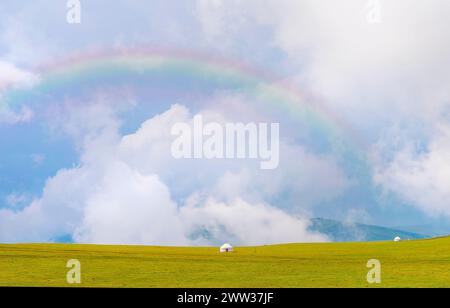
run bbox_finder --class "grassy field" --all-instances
[1,237,450,288]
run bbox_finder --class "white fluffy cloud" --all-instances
[195,0,450,221]
[0,60,38,123]
[375,123,450,217]
[0,102,344,244]
[73,161,187,245]
[119,103,350,207]
[196,0,450,121]
[3,1,449,241]
[0,60,37,91]
[181,197,327,245]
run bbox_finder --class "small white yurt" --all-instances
[394,236,401,242]
[220,243,233,253]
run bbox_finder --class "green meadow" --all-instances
[1,237,449,288]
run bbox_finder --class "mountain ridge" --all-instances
[309,218,428,242]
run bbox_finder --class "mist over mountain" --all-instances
[309,218,428,242]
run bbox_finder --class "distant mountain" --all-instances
[392,224,450,237]
[309,218,428,242]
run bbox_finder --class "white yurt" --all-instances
[220,243,233,253]
[394,236,401,242]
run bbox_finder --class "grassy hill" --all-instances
[1,237,450,288]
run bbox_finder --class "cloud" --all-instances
[194,0,450,222]
[210,144,350,209]
[0,1,206,65]
[195,0,450,121]
[4,0,448,236]
[375,123,450,217]
[0,201,48,243]
[0,106,33,124]
[0,60,35,89]
[5,193,27,208]
[0,60,38,123]
[73,161,187,245]
[118,101,350,209]
[0,102,339,244]
[181,197,328,245]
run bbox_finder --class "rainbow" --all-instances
[1,48,367,165]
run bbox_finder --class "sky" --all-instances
[1,0,450,245]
